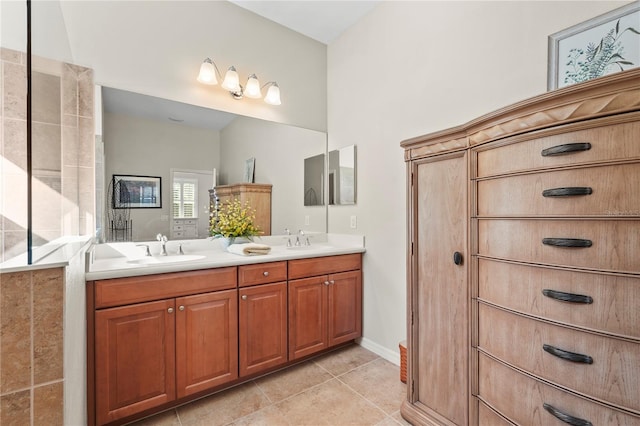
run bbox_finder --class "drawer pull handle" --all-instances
[543,344,593,364]
[542,289,593,304]
[263,271,269,277]
[541,143,591,157]
[542,187,593,197]
[543,403,592,426]
[542,238,592,248]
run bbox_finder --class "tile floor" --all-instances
[130,344,410,426]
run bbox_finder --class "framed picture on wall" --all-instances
[244,158,255,183]
[112,175,162,208]
[547,2,640,90]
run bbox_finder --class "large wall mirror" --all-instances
[102,87,327,242]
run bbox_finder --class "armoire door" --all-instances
[412,151,468,425]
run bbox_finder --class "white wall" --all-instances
[220,116,327,234]
[56,1,327,132]
[327,1,630,361]
[104,112,220,241]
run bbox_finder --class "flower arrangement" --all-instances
[210,199,261,241]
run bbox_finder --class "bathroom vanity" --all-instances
[85,236,364,425]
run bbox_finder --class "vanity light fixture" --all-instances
[197,58,281,105]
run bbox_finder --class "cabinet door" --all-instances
[95,299,176,425]
[413,152,468,425]
[175,289,238,398]
[328,270,362,347]
[289,276,328,360]
[239,282,288,377]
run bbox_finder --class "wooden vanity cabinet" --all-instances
[238,262,288,377]
[90,268,237,425]
[288,254,362,360]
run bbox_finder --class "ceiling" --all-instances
[229,1,380,44]
[102,1,380,130]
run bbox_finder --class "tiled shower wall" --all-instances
[0,267,65,425]
[0,47,95,262]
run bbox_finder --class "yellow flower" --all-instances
[210,199,261,239]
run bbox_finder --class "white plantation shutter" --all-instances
[173,178,198,218]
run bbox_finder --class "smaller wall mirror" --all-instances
[304,153,325,206]
[328,145,356,205]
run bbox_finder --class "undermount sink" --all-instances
[127,254,206,265]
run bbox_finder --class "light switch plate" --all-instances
[350,215,357,229]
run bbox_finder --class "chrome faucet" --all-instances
[156,233,168,256]
[284,228,292,247]
[300,229,311,246]
[297,229,310,246]
[136,244,151,256]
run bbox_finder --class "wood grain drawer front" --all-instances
[478,401,513,426]
[478,303,640,413]
[478,352,640,426]
[238,261,287,287]
[476,119,640,178]
[288,253,361,280]
[477,162,640,217]
[478,219,640,273]
[478,259,640,339]
[95,268,237,308]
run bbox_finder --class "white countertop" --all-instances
[86,234,365,281]
[0,235,93,274]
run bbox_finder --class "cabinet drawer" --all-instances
[238,261,287,287]
[478,219,640,273]
[476,118,640,177]
[478,303,640,413]
[288,253,361,279]
[95,268,237,308]
[478,352,640,426]
[173,219,197,226]
[477,162,640,216]
[478,259,640,339]
[478,401,512,426]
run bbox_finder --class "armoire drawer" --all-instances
[478,219,640,273]
[478,352,640,426]
[476,118,640,178]
[478,401,513,425]
[477,162,640,217]
[478,303,640,413]
[478,259,640,339]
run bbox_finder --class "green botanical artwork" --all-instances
[564,19,640,85]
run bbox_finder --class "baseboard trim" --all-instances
[357,337,401,366]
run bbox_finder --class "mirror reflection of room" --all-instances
[328,144,356,205]
[103,88,327,241]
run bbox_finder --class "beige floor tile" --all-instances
[314,344,379,377]
[255,361,333,403]
[177,382,270,426]
[227,404,292,426]
[390,410,412,425]
[339,358,406,415]
[128,409,181,426]
[275,378,387,425]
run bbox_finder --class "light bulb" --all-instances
[244,74,262,99]
[221,66,240,92]
[197,58,217,85]
[264,83,281,105]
